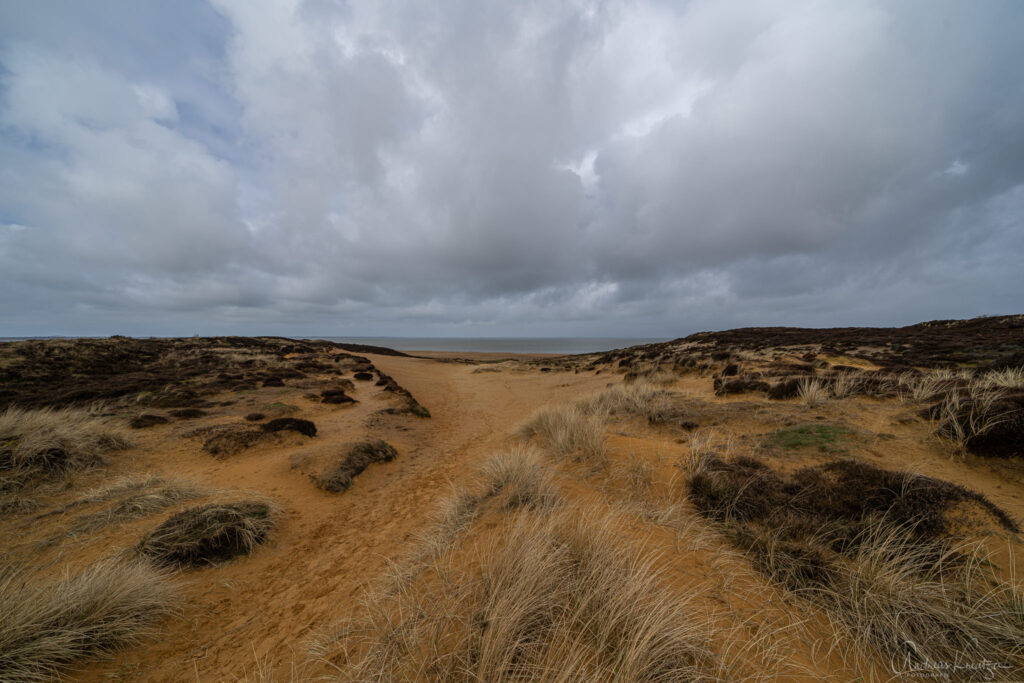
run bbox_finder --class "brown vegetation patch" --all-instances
[136,500,276,569]
[383,401,431,418]
[320,388,356,405]
[0,336,416,411]
[199,425,265,457]
[577,315,1024,374]
[685,455,1024,673]
[766,378,803,399]
[689,456,1017,540]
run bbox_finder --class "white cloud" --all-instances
[0,0,1022,336]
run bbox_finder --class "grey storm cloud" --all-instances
[0,0,1022,337]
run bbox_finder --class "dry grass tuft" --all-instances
[934,385,1012,454]
[479,446,560,511]
[407,448,562,571]
[578,382,675,422]
[879,368,1024,457]
[818,525,1024,677]
[77,474,169,503]
[315,508,714,682]
[0,557,176,682]
[828,373,862,399]
[983,366,1024,390]
[796,378,829,407]
[624,452,655,493]
[137,500,277,569]
[677,429,730,478]
[0,406,131,493]
[517,405,606,466]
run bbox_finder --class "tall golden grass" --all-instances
[516,405,607,465]
[0,558,176,681]
[315,508,714,682]
[796,522,1023,676]
[577,382,675,421]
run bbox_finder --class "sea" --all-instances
[313,337,671,355]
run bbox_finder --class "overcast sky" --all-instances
[1,1,1022,338]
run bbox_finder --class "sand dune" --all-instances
[1,324,1023,681]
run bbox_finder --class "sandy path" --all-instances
[76,355,607,681]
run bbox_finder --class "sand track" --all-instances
[70,354,609,681]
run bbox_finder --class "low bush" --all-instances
[262,418,317,437]
[201,426,264,457]
[312,440,398,493]
[320,389,356,405]
[137,500,276,568]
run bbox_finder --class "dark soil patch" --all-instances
[262,377,285,387]
[137,501,275,568]
[310,440,398,493]
[262,418,317,437]
[353,372,374,381]
[244,413,265,422]
[129,414,169,429]
[169,408,206,419]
